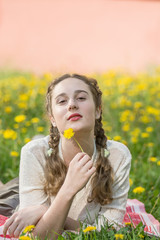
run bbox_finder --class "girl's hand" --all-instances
[3,204,48,238]
[63,152,96,196]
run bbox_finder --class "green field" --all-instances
[0,69,160,239]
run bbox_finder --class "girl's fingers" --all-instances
[13,224,24,238]
[78,154,91,166]
[86,166,96,177]
[82,159,93,172]
[7,220,19,237]
[3,216,15,236]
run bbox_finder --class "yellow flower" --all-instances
[23,225,35,233]
[14,124,19,129]
[25,121,31,127]
[31,117,39,123]
[149,157,157,162]
[21,128,27,133]
[113,136,121,141]
[146,127,153,132]
[157,161,160,166]
[131,136,138,143]
[37,126,44,132]
[14,115,26,123]
[10,151,19,157]
[19,94,29,101]
[141,132,149,138]
[133,186,145,194]
[63,128,75,139]
[129,178,133,186]
[63,128,84,152]
[148,142,153,147]
[114,233,124,240]
[122,123,130,132]
[18,102,27,109]
[19,236,32,240]
[83,226,96,233]
[24,138,31,143]
[125,222,131,226]
[3,129,17,140]
[5,106,12,113]
[139,234,144,238]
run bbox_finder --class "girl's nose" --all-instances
[68,99,78,110]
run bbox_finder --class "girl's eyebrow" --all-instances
[55,90,89,99]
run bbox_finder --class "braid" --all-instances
[88,114,113,205]
[44,126,67,196]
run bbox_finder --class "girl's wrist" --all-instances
[60,182,76,200]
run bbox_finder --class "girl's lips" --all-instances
[69,116,82,121]
[68,114,82,120]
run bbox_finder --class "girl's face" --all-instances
[50,77,101,136]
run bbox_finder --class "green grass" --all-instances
[0,68,160,239]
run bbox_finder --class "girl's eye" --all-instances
[58,100,66,104]
[77,97,86,100]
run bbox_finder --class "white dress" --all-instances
[19,135,131,229]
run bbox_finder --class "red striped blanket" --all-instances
[0,199,159,239]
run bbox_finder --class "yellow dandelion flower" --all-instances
[114,233,124,240]
[83,226,96,233]
[23,225,35,233]
[149,157,157,162]
[157,161,160,166]
[5,106,12,113]
[63,128,75,139]
[24,138,31,143]
[141,132,149,138]
[25,121,31,127]
[31,118,39,123]
[19,236,32,240]
[37,126,44,132]
[14,115,26,123]
[14,124,19,129]
[131,136,138,143]
[125,222,131,226]
[10,151,19,157]
[21,128,27,133]
[18,102,27,109]
[133,186,145,194]
[148,142,153,147]
[122,123,130,132]
[146,127,153,132]
[129,178,133,186]
[134,101,142,109]
[19,94,29,101]
[113,136,121,141]
[139,234,144,238]
[3,129,17,140]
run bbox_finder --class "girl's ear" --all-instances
[95,106,101,119]
[49,115,56,127]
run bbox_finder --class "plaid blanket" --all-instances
[0,199,160,239]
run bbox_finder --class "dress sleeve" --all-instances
[19,142,50,209]
[94,142,132,230]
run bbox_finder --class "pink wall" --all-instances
[0,0,160,74]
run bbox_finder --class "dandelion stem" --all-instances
[73,137,84,152]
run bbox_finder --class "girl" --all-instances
[3,74,131,239]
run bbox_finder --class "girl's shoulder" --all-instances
[107,140,131,157]
[22,135,50,155]
[106,140,131,172]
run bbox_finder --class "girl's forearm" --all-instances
[33,184,75,240]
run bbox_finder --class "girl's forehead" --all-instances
[52,78,91,95]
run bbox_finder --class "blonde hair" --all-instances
[44,74,113,205]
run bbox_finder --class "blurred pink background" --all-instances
[0,0,160,74]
